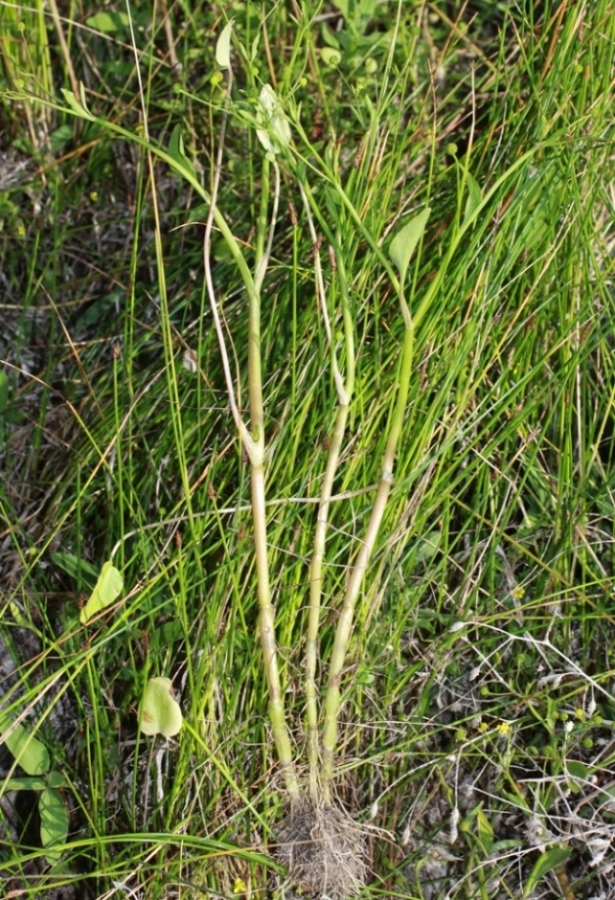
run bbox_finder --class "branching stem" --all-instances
[203,67,298,799]
[300,181,357,802]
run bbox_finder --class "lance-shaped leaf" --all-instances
[79,560,123,624]
[61,83,96,121]
[139,677,183,738]
[463,171,482,225]
[216,19,234,69]
[0,370,8,414]
[168,124,196,181]
[389,207,431,290]
[523,846,571,898]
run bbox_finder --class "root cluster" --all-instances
[277,798,367,898]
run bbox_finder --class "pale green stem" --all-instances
[255,158,280,295]
[203,75,298,797]
[300,191,356,801]
[251,457,298,796]
[244,155,299,797]
[203,67,252,449]
[305,401,350,801]
[321,323,414,798]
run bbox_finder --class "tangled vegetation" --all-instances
[1,2,615,898]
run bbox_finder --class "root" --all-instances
[277,797,367,898]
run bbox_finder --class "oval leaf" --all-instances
[216,19,234,69]
[80,560,124,624]
[139,677,183,738]
[39,787,69,864]
[389,206,431,288]
[85,10,129,34]
[0,714,50,776]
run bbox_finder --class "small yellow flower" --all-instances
[17,221,26,238]
[233,877,247,895]
[512,585,525,600]
[496,721,512,736]
[90,191,99,202]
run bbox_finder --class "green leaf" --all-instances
[85,10,129,33]
[463,171,482,225]
[0,714,50,776]
[73,289,124,331]
[331,0,377,36]
[566,759,590,793]
[168,124,196,181]
[39,788,69,864]
[567,760,589,780]
[52,551,99,591]
[476,806,494,855]
[4,408,26,425]
[256,85,291,155]
[47,770,66,788]
[524,846,571,897]
[321,26,340,50]
[0,370,8,414]
[216,19,234,69]
[79,560,124,624]
[150,620,183,654]
[49,124,74,154]
[2,776,49,791]
[139,677,183,738]
[61,85,96,122]
[389,207,431,289]
[415,530,442,565]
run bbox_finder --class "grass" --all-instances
[1,0,615,897]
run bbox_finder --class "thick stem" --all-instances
[321,325,414,795]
